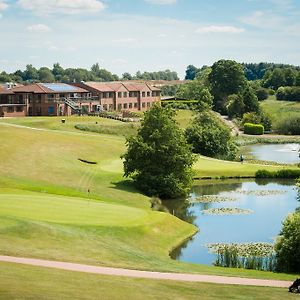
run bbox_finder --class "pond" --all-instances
[240,143,300,164]
[164,179,299,266]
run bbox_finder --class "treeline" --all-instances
[184,62,300,82]
[0,63,179,83]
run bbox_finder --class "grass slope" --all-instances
[0,116,299,288]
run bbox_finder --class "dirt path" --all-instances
[0,255,291,288]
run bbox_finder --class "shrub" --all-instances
[255,169,300,179]
[255,88,269,101]
[242,112,272,131]
[244,123,264,135]
[276,86,300,101]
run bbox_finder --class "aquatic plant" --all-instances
[189,195,237,203]
[234,189,287,196]
[202,207,253,215]
[207,242,276,271]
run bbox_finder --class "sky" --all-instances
[0,0,300,78]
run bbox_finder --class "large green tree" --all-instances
[209,60,247,112]
[122,105,194,199]
[275,210,300,272]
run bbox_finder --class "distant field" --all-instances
[260,97,300,127]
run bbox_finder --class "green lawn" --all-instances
[0,116,299,299]
[0,262,295,300]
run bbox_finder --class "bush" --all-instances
[276,86,300,101]
[255,88,269,101]
[255,169,300,179]
[244,123,264,135]
[275,115,300,135]
[242,112,272,131]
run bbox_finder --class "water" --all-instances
[241,143,300,164]
[165,179,299,265]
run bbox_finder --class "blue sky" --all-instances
[0,0,299,78]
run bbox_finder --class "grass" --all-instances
[0,115,299,299]
[0,262,295,300]
[260,97,300,128]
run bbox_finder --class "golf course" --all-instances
[0,114,299,299]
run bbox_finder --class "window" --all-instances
[7,106,14,113]
[134,102,138,108]
[109,104,113,110]
[147,102,150,107]
[142,92,145,97]
[106,92,110,98]
[16,106,23,112]
[118,103,122,110]
[147,92,150,97]
[36,107,42,116]
[59,94,65,98]
[103,104,108,110]
[129,103,132,109]
[129,92,133,97]
[118,92,122,98]
[123,92,127,98]
[124,103,128,109]
[142,102,146,108]
[37,94,42,103]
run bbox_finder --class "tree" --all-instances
[38,67,55,83]
[185,111,237,160]
[226,94,245,118]
[275,211,300,272]
[52,63,64,81]
[176,80,213,110]
[242,86,259,113]
[122,72,133,81]
[24,64,38,81]
[122,104,194,199]
[209,60,247,112]
[185,65,199,80]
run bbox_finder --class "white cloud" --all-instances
[0,1,8,11]
[196,25,245,34]
[17,0,105,15]
[26,24,51,33]
[240,11,283,28]
[145,0,176,5]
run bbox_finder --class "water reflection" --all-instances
[165,179,299,266]
[240,143,300,164]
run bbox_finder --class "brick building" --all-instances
[0,82,161,117]
[73,82,161,112]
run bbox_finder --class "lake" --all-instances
[164,179,299,266]
[240,143,300,164]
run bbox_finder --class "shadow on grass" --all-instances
[111,179,142,195]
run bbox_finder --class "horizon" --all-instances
[0,0,300,78]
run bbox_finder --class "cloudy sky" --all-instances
[0,0,299,78]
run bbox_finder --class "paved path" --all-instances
[0,256,291,288]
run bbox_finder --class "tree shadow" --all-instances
[111,179,142,195]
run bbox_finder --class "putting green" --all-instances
[0,192,153,226]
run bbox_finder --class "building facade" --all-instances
[0,82,161,117]
[73,82,161,112]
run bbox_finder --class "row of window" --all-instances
[6,106,24,113]
[102,91,159,99]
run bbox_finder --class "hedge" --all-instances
[244,123,264,135]
[256,169,300,179]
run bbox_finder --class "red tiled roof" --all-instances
[83,82,115,92]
